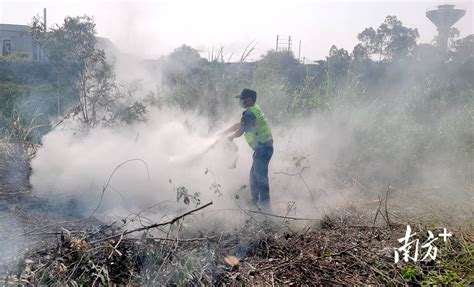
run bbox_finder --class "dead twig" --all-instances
[384,185,391,227]
[245,209,320,221]
[274,166,319,209]
[90,201,213,244]
[373,185,392,227]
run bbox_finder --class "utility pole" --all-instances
[298,40,302,61]
[43,8,47,31]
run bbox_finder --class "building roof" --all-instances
[0,24,30,32]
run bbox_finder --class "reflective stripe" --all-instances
[244,104,273,150]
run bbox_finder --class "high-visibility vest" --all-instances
[244,104,273,150]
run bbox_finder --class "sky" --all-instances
[1,0,473,62]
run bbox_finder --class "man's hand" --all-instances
[220,122,241,137]
[228,130,243,141]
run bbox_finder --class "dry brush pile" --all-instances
[1,195,472,286]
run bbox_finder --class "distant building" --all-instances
[0,23,45,60]
[0,23,117,62]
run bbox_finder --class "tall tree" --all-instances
[357,16,419,61]
[255,50,303,87]
[31,16,114,125]
[161,44,206,85]
[352,43,369,62]
[451,34,474,62]
[326,45,351,80]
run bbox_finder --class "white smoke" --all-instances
[29,104,355,230]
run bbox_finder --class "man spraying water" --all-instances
[223,88,274,212]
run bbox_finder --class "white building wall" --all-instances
[0,24,43,60]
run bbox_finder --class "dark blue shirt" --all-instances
[239,110,256,133]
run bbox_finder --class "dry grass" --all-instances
[0,191,472,286]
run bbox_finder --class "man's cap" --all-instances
[235,88,257,101]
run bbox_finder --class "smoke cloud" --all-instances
[30,105,356,228]
[29,81,473,229]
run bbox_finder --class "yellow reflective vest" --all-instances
[244,104,273,150]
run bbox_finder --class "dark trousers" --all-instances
[250,145,273,210]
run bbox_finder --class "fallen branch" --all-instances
[90,201,213,244]
[149,236,216,242]
[245,209,320,221]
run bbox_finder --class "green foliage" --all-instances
[122,102,148,124]
[419,235,474,286]
[0,11,471,192]
[357,15,419,61]
[289,75,323,116]
[437,272,459,284]
[155,19,472,188]
[162,45,206,81]
[205,168,223,196]
[452,34,474,84]
[0,82,56,146]
[175,251,198,285]
[162,47,253,123]
[41,274,50,284]
[401,265,419,282]
[31,15,115,125]
[326,45,351,80]
[27,15,149,128]
[0,52,28,61]
[31,15,103,81]
[255,50,303,87]
[0,55,56,84]
[170,179,201,206]
[0,82,24,127]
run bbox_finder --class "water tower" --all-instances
[426,4,465,51]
